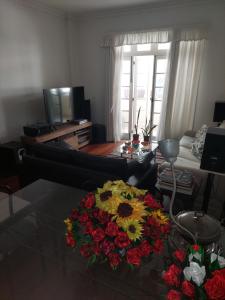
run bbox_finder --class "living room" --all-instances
[1,0,225,299]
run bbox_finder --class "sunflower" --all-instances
[95,187,122,214]
[103,181,147,199]
[149,209,169,225]
[122,219,143,241]
[64,218,73,232]
[114,199,147,227]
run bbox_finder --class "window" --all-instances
[120,43,170,140]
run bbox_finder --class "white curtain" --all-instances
[165,39,206,138]
[105,46,123,141]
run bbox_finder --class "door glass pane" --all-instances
[121,74,130,86]
[157,59,167,73]
[121,87,130,99]
[155,88,164,100]
[121,100,129,110]
[122,122,129,133]
[122,111,129,123]
[123,45,131,52]
[156,74,165,87]
[136,87,147,99]
[152,126,158,137]
[137,44,151,51]
[122,60,131,73]
[153,113,160,125]
[158,43,170,50]
[154,101,162,113]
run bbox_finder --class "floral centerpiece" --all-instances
[163,244,225,300]
[65,180,170,269]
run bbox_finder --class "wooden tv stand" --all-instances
[21,122,92,150]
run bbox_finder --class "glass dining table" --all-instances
[0,179,167,300]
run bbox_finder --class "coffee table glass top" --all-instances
[0,179,166,300]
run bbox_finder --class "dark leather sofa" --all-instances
[22,143,157,191]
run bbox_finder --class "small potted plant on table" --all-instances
[141,119,157,144]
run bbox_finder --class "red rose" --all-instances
[70,208,79,220]
[105,222,119,237]
[161,223,171,234]
[167,289,181,300]
[92,208,100,219]
[108,252,121,268]
[92,242,101,256]
[144,194,161,209]
[182,280,195,298]
[153,239,163,253]
[126,247,142,266]
[84,193,95,209]
[147,216,159,227]
[174,249,186,263]
[192,244,200,252]
[204,270,225,300]
[91,228,105,242]
[80,244,92,258]
[163,264,182,287]
[97,210,111,224]
[66,233,76,247]
[84,221,94,234]
[79,212,89,223]
[139,240,152,257]
[101,239,115,255]
[114,232,131,248]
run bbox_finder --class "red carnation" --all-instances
[126,247,141,266]
[92,242,101,256]
[163,264,182,287]
[92,208,100,219]
[182,280,195,299]
[79,212,89,223]
[105,222,119,237]
[80,244,92,258]
[114,232,131,248]
[161,223,171,234]
[84,193,95,209]
[167,289,181,300]
[84,221,94,234]
[174,249,186,263]
[101,239,115,255]
[144,194,161,209]
[204,269,225,300]
[192,244,200,252]
[96,210,111,224]
[153,239,163,253]
[66,233,76,247]
[139,240,152,257]
[91,228,105,242]
[108,252,121,268]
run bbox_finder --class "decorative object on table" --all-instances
[64,180,170,269]
[163,244,225,300]
[133,107,141,141]
[141,118,157,143]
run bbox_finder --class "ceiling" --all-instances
[33,0,195,14]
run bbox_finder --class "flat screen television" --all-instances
[213,102,225,123]
[43,87,74,125]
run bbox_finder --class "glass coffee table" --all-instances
[0,179,167,300]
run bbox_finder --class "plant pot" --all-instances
[143,135,150,142]
[133,134,139,141]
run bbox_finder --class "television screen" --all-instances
[43,87,73,124]
[213,102,225,123]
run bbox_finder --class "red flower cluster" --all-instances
[204,269,225,300]
[163,264,182,287]
[65,190,170,270]
[167,289,181,300]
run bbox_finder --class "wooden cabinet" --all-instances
[21,122,92,150]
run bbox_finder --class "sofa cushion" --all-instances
[69,150,128,179]
[179,146,200,163]
[191,125,208,159]
[179,135,195,149]
[28,143,71,164]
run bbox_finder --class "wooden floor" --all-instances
[81,142,122,156]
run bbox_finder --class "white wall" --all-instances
[0,0,70,142]
[69,1,225,129]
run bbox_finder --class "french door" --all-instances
[120,47,168,140]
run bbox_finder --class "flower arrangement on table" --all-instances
[163,244,225,300]
[65,180,170,269]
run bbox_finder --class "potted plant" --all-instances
[141,118,157,143]
[133,107,141,141]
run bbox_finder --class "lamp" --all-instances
[158,139,197,244]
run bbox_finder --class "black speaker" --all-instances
[72,86,85,119]
[200,127,225,173]
[92,124,106,143]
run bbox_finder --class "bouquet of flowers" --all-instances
[65,180,170,269]
[163,244,225,300]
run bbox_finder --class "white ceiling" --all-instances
[33,0,194,14]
